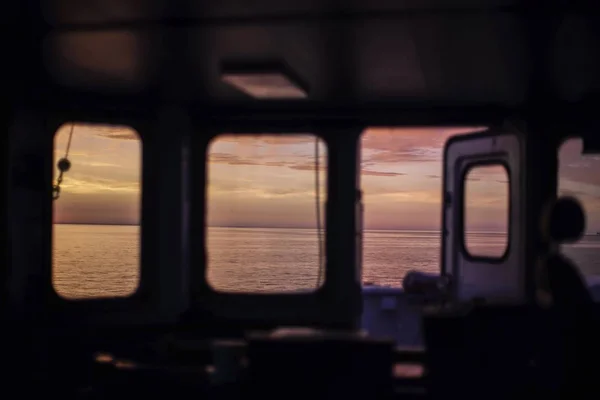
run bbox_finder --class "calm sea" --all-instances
[52,224,600,299]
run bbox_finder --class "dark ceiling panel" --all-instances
[44,0,167,25]
[189,0,517,20]
[344,0,517,10]
[192,15,529,104]
[40,0,600,105]
[44,30,163,92]
[46,0,517,25]
[392,14,529,104]
[352,20,427,99]
[553,15,600,102]
[190,0,331,20]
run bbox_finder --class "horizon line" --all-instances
[53,222,517,233]
[54,223,600,235]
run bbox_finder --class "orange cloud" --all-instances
[208,149,406,177]
[361,127,485,165]
[95,131,139,140]
[216,135,315,145]
[209,152,261,166]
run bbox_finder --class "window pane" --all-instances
[206,134,327,293]
[463,164,509,258]
[52,123,141,299]
[360,127,486,287]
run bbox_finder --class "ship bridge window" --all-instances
[360,127,508,287]
[206,134,327,293]
[558,137,600,299]
[463,164,509,259]
[52,123,141,299]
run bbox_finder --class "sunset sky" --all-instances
[53,124,600,232]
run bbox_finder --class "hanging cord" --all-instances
[315,138,324,287]
[52,124,74,200]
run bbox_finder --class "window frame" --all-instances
[190,123,363,327]
[43,111,162,319]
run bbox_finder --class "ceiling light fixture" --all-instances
[220,61,308,99]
